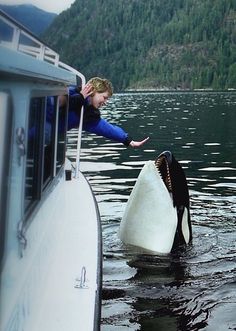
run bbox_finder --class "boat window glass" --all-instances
[56,96,68,174]
[25,97,44,212]
[43,96,57,188]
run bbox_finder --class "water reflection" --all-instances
[68,92,236,331]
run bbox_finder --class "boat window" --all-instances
[43,96,57,188]
[56,96,68,174]
[25,97,44,212]
[24,92,67,216]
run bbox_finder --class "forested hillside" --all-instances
[43,0,236,90]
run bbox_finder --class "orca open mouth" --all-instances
[154,154,172,193]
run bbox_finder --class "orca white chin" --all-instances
[119,161,178,254]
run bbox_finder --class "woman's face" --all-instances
[90,91,110,109]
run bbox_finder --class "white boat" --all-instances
[0,10,102,331]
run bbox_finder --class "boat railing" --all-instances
[0,9,85,177]
[0,10,86,78]
[0,9,60,65]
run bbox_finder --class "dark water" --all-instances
[67,92,236,331]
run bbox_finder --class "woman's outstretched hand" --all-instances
[129,137,150,148]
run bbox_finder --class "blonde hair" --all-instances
[87,77,113,97]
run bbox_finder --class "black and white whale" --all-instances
[119,151,192,254]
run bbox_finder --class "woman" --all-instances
[65,77,149,148]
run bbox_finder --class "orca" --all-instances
[119,151,192,254]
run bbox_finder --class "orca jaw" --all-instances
[155,151,192,246]
[155,151,173,195]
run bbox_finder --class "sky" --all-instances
[0,0,75,14]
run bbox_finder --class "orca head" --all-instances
[119,151,192,254]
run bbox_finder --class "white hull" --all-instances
[0,169,102,331]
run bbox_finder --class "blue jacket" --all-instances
[67,86,132,146]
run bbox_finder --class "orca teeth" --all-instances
[155,162,164,181]
[158,169,164,181]
[155,156,172,192]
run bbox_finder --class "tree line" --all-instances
[43,0,236,91]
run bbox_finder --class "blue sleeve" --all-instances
[83,118,130,145]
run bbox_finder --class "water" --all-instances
[67,92,236,331]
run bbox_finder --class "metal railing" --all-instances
[0,9,60,65]
[0,9,85,81]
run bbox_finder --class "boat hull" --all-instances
[0,169,102,331]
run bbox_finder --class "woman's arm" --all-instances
[83,118,149,147]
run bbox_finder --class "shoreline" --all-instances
[122,88,236,93]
